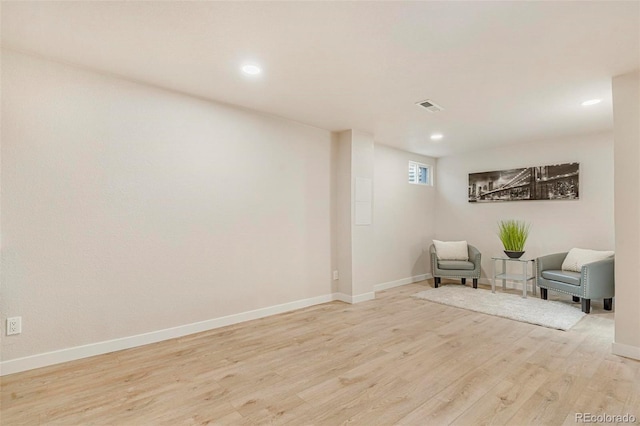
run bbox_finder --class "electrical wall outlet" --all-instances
[333,270,339,280]
[7,317,21,335]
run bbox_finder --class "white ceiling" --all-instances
[2,1,639,157]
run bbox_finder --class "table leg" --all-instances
[501,259,506,291]
[492,259,496,293]
[532,261,537,296]
[522,261,527,298]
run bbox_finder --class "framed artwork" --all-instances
[468,162,579,202]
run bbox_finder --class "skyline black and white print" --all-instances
[468,162,579,202]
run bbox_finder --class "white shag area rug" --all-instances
[413,286,586,331]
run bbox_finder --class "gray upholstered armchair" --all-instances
[430,244,481,289]
[536,252,614,314]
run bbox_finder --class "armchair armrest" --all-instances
[429,244,438,274]
[583,257,615,299]
[536,252,567,276]
[468,245,481,269]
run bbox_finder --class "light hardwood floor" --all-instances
[2,281,638,425]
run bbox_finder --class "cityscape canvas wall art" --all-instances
[468,162,579,202]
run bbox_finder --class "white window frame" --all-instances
[408,161,432,186]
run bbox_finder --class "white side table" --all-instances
[491,256,536,298]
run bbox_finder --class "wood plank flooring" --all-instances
[1,281,638,425]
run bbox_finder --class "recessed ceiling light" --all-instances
[581,99,602,106]
[241,64,262,75]
[430,134,444,141]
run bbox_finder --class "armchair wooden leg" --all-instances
[540,288,548,300]
[581,298,591,314]
[472,278,478,289]
[434,277,440,288]
[461,278,466,285]
[604,298,613,311]
[572,296,580,303]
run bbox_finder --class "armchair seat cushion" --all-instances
[541,269,581,286]
[438,260,475,270]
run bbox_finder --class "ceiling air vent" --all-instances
[416,99,444,113]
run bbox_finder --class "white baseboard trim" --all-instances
[332,292,352,303]
[612,342,640,361]
[351,292,376,303]
[0,293,336,376]
[373,273,432,292]
[0,278,437,376]
[332,292,376,304]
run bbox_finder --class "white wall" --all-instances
[350,131,376,298]
[373,145,436,284]
[612,70,640,360]
[2,47,619,371]
[1,50,334,362]
[435,133,614,279]
[333,133,436,300]
[335,131,353,296]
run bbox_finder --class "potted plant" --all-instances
[498,220,531,258]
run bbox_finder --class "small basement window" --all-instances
[408,161,432,186]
